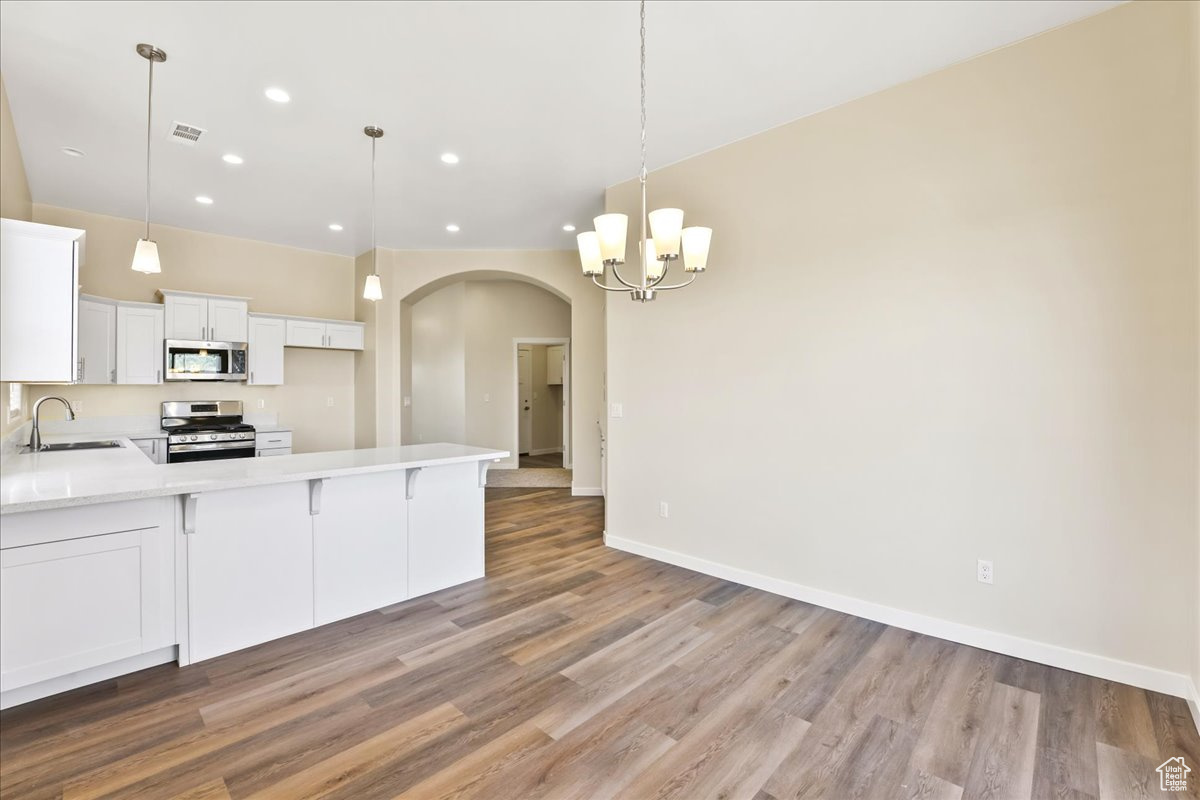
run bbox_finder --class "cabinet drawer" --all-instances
[256,431,292,449]
[1,499,161,550]
[256,447,292,457]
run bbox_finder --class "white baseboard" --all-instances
[0,646,177,710]
[572,486,604,497]
[1188,678,1200,737]
[528,447,564,456]
[604,533,1198,713]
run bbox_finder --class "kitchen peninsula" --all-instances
[0,438,506,709]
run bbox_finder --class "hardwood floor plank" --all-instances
[960,682,1041,800]
[1095,741,1158,800]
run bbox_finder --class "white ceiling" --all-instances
[1,0,1121,255]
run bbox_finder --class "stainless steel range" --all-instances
[161,400,256,463]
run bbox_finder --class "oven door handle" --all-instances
[169,441,257,453]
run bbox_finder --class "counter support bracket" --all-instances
[478,460,496,488]
[182,494,200,535]
[309,478,328,516]
[405,467,422,500]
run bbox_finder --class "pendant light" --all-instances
[576,1,712,302]
[362,126,384,301]
[131,43,166,274]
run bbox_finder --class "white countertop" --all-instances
[1,439,507,514]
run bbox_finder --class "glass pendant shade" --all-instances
[131,239,161,274]
[577,231,604,276]
[681,226,712,273]
[362,273,383,301]
[648,208,684,259]
[642,238,665,281]
[593,213,628,263]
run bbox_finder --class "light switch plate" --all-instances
[610,403,623,418]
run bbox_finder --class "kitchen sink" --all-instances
[20,440,124,454]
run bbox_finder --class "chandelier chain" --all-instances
[639,0,646,183]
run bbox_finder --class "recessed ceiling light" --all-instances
[60,147,86,158]
[562,224,576,232]
[195,195,214,205]
[222,153,244,165]
[328,223,344,231]
[440,153,459,165]
[445,224,460,233]
[264,87,290,103]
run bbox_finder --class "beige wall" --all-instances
[411,282,467,444]
[1,73,33,438]
[408,280,571,465]
[25,205,357,454]
[358,249,605,491]
[606,0,1199,689]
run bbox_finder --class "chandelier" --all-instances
[575,0,711,302]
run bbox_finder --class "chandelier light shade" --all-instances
[574,1,712,302]
[593,214,628,264]
[131,43,166,274]
[577,232,604,276]
[362,125,385,301]
[647,208,683,259]
[681,226,712,272]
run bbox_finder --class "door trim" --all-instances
[511,337,570,470]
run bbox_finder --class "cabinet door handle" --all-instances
[111,368,117,384]
[156,369,161,383]
[250,370,255,384]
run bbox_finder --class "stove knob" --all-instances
[238,432,246,439]
[189,435,198,441]
[210,434,218,441]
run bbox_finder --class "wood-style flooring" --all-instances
[1,488,1197,799]
[519,453,565,469]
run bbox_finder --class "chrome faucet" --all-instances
[28,396,75,452]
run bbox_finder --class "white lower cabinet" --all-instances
[130,436,167,464]
[0,505,172,693]
[186,483,314,663]
[314,472,409,626]
[408,462,485,598]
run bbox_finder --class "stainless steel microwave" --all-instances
[164,339,248,381]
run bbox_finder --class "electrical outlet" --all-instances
[326,396,335,408]
[659,501,669,518]
[70,400,83,415]
[483,393,490,403]
[977,559,994,584]
[403,396,412,408]
[610,402,623,419]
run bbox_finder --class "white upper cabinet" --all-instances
[247,315,285,386]
[283,317,363,350]
[325,322,364,351]
[160,290,249,343]
[116,303,164,384]
[208,299,249,342]
[0,219,84,382]
[285,318,325,348]
[77,296,117,384]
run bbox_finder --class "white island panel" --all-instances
[409,461,485,598]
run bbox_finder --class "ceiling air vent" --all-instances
[167,121,206,146]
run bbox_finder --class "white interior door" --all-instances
[518,346,533,455]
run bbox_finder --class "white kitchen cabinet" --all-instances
[77,296,117,384]
[407,462,486,598]
[256,430,292,457]
[116,303,164,384]
[0,524,170,692]
[546,344,565,385]
[284,318,364,350]
[0,219,83,382]
[325,323,364,351]
[284,318,326,348]
[185,483,314,662]
[247,315,285,385]
[161,291,249,343]
[130,436,166,464]
[208,298,248,343]
[313,472,408,625]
